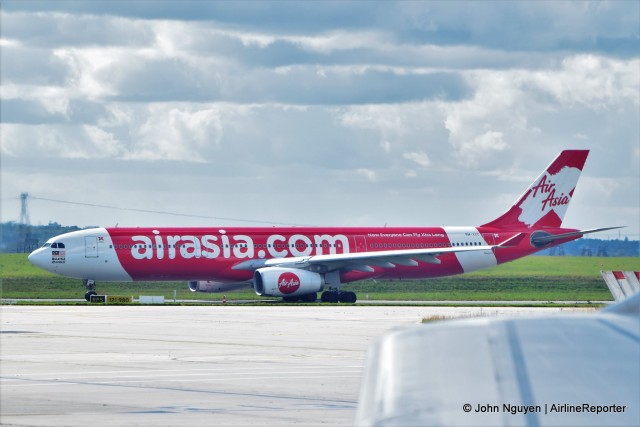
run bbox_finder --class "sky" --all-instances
[1,1,638,239]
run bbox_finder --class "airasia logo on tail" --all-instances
[278,272,301,294]
[518,166,581,227]
[530,175,571,211]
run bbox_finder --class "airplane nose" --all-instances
[28,248,46,269]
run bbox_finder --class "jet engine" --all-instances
[188,280,251,293]
[253,267,324,297]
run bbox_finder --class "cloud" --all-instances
[440,55,639,168]
[356,168,377,182]
[129,106,225,162]
[1,11,155,49]
[403,151,431,168]
[531,55,640,108]
[3,14,471,105]
[0,4,638,238]
[4,3,638,56]
[1,124,123,159]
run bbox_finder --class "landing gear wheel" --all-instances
[321,291,339,303]
[300,293,317,303]
[339,291,357,304]
[321,290,357,303]
[85,290,97,301]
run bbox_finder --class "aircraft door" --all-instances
[85,236,98,258]
[354,235,367,253]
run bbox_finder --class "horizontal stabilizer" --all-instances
[530,226,624,246]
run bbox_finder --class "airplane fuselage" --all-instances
[29,225,577,283]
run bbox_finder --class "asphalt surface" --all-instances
[1,305,595,426]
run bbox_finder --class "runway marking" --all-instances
[2,331,368,352]
[0,365,363,380]
[0,375,359,405]
[120,402,355,414]
[1,373,362,387]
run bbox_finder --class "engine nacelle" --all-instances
[253,267,324,297]
[188,280,250,293]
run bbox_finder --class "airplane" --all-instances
[28,150,620,303]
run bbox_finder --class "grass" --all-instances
[1,253,637,301]
[347,276,611,301]
[465,256,638,278]
[0,253,55,277]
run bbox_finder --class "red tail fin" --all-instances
[482,150,589,229]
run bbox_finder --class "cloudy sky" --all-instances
[1,1,638,239]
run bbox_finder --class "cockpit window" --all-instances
[51,243,58,248]
[43,243,52,248]
[50,242,65,249]
[58,243,65,248]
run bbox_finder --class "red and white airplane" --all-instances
[28,150,619,302]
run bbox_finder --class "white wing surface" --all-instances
[355,294,640,427]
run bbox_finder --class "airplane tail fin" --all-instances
[482,150,589,229]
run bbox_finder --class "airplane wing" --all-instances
[231,244,495,273]
[233,226,623,274]
[354,293,640,427]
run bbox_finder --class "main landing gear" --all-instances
[84,279,97,301]
[317,272,357,303]
[321,290,357,303]
[282,293,318,303]
[281,290,358,303]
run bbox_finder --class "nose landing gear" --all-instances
[83,279,97,301]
